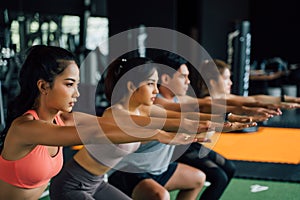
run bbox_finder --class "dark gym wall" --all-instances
[2,0,299,64]
[107,0,177,36]
[250,0,300,64]
[177,0,250,61]
[198,0,250,61]
[107,0,250,62]
[1,0,84,15]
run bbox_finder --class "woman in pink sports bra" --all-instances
[0,46,203,200]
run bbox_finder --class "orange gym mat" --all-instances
[204,127,300,164]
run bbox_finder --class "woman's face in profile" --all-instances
[221,68,233,95]
[46,62,80,113]
[131,70,159,106]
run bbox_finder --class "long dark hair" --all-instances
[104,57,156,105]
[0,45,78,151]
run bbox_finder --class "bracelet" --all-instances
[224,112,232,122]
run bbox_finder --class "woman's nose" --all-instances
[186,77,190,84]
[153,84,159,94]
[74,87,80,97]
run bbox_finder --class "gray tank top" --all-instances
[110,141,175,175]
[85,142,140,168]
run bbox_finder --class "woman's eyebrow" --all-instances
[64,78,76,82]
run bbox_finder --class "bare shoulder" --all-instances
[102,107,113,117]
[8,114,40,140]
[102,104,125,117]
[11,113,35,128]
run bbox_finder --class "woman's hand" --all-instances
[221,121,257,132]
[156,129,196,145]
[228,113,270,123]
[182,118,213,133]
[278,102,300,109]
[241,106,282,117]
[155,129,211,145]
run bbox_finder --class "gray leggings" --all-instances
[50,158,132,200]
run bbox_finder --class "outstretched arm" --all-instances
[102,106,213,134]
[212,95,300,110]
[171,95,281,117]
[7,112,200,151]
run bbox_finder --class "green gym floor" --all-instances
[170,178,300,200]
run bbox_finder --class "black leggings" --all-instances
[173,143,236,200]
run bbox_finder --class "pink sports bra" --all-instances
[0,110,64,188]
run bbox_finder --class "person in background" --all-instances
[153,52,238,200]
[0,46,199,200]
[148,51,282,119]
[197,59,300,109]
